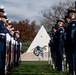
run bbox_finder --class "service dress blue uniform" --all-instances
[17,38,20,66]
[49,32,56,69]
[64,22,71,72]
[68,18,76,74]
[0,18,8,74]
[55,26,64,71]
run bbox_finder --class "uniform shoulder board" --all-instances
[70,18,76,27]
[72,24,75,26]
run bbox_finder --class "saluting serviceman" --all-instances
[55,19,64,71]
[49,26,57,69]
[0,6,9,75]
[66,9,76,75]
[13,31,20,66]
[63,14,71,73]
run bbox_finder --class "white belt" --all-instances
[0,33,5,36]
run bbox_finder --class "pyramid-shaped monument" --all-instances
[21,26,51,61]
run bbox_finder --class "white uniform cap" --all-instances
[11,28,14,30]
[4,13,7,16]
[8,20,11,23]
[0,6,4,9]
[16,31,19,33]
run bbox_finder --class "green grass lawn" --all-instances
[9,61,67,75]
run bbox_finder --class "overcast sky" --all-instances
[0,0,75,24]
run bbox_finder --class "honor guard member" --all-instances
[49,27,57,69]
[7,25,14,71]
[13,31,17,66]
[5,25,11,64]
[10,28,15,66]
[67,9,76,75]
[64,14,71,73]
[19,42,22,62]
[14,31,20,66]
[2,11,14,73]
[16,31,20,66]
[5,24,14,71]
[3,13,12,73]
[0,6,7,75]
[55,19,64,71]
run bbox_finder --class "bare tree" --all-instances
[41,0,75,30]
